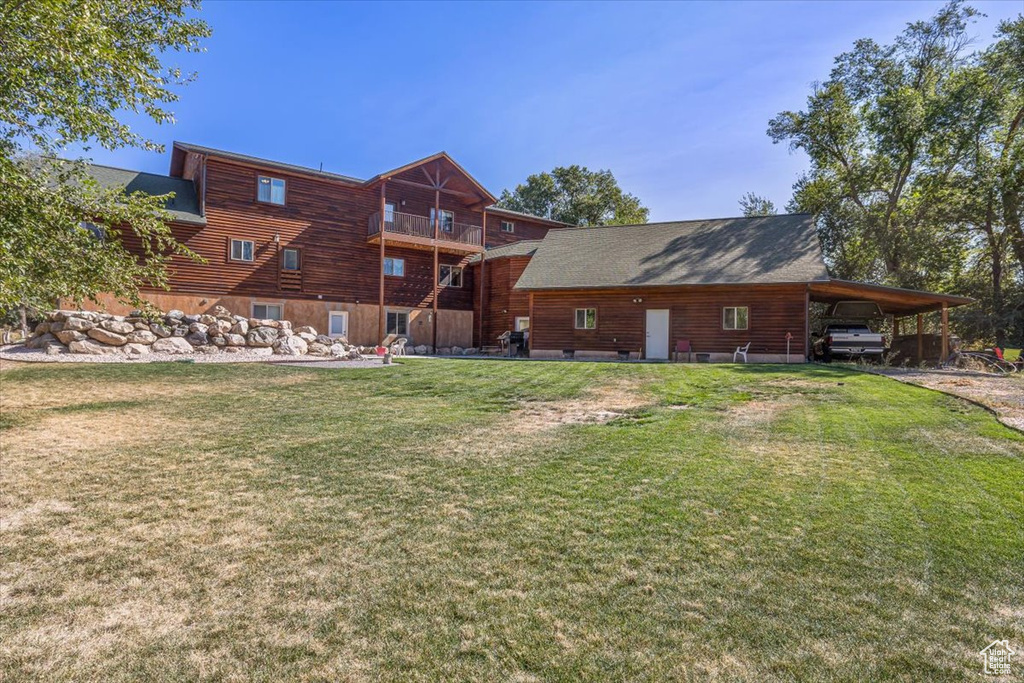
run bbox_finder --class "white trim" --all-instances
[257,175,286,205]
[514,316,530,331]
[384,257,405,277]
[439,264,463,288]
[723,306,749,330]
[501,220,515,233]
[574,308,597,330]
[231,238,254,262]
[328,311,349,338]
[386,309,409,336]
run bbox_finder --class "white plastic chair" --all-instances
[733,342,751,363]
[390,338,408,356]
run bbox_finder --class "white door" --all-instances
[645,309,669,360]
[328,311,349,338]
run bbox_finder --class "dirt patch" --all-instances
[871,369,1024,431]
[511,378,650,433]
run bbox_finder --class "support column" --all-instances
[893,316,900,338]
[378,182,387,345]
[916,313,924,363]
[528,291,534,354]
[479,209,487,347]
[432,188,440,351]
[940,304,949,361]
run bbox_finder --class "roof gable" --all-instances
[515,214,829,290]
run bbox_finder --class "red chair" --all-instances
[994,347,1005,361]
[674,340,692,362]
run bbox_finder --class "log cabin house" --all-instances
[86,142,972,361]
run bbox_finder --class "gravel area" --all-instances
[0,344,387,367]
[871,367,1024,431]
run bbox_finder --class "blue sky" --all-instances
[82,0,1021,222]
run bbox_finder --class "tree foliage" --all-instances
[497,165,649,226]
[770,1,1024,344]
[0,0,210,314]
[738,192,778,217]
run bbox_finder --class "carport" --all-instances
[808,279,974,361]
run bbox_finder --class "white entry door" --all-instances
[645,309,670,360]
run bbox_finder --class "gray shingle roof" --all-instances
[515,214,829,290]
[174,141,365,185]
[469,240,543,263]
[86,164,205,225]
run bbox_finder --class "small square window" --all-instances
[574,308,597,330]
[387,311,409,336]
[231,239,254,262]
[723,306,749,330]
[257,176,286,205]
[252,303,283,320]
[439,265,463,288]
[282,248,300,270]
[501,221,514,233]
[384,257,405,277]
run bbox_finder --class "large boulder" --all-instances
[171,325,188,337]
[152,337,194,354]
[209,319,232,335]
[273,335,308,356]
[295,326,318,336]
[122,343,151,357]
[307,342,331,356]
[250,318,280,329]
[34,322,50,335]
[55,329,86,345]
[26,332,58,349]
[182,314,201,324]
[316,334,335,345]
[212,305,234,319]
[230,320,249,336]
[188,322,209,334]
[347,349,362,360]
[247,327,278,347]
[451,346,464,355]
[198,314,217,325]
[126,330,157,344]
[329,343,347,357]
[185,330,209,346]
[63,316,95,332]
[100,319,134,335]
[150,323,172,338]
[69,339,119,355]
[166,309,185,321]
[297,332,317,343]
[87,327,128,346]
[223,333,246,346]
[414,345,429,355]
[210,335,227,347]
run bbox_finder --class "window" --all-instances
[257,176,286,205]
[501,220,515,233]
[515,317,530,331]
[328,311,349,338]
[282,248,300,271]
[430,208,455,232]
[384,257,405,277]
[439,265,463,288]
[384,201,397,224]
[574,308,597,330]
[723,306,749,330]
[387,311,409,336]
[252,303,283,320]
[231,239,254,262]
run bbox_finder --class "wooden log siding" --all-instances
[473,255,533,346]
[483,214,552,246]
[142,159,479,310]
[528,284,809,356]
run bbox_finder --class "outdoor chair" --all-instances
[674,339,692,362]
[733,342,752,363]
[390,337,407,356]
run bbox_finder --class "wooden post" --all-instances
[916,313,924,363]
[940,303,949,362]
[528,291,534,354]
[378,182,386,345]
[892,316,900,338]
[803,285,810,362]
[479,209,487,347]
[432,186,440,351]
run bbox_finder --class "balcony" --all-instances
[367,211,484,254]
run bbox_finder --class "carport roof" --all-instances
[808,279,973,316]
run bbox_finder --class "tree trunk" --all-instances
[19,303,28,339]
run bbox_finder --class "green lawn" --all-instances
[1,359,1022,681]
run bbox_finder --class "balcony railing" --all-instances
[368,211,483,248]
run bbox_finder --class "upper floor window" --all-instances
[384,257,405,277]
[574,308,597,330]
[230,238,254,262]
[257,176,286,205]
[501,220,514,233]
[439,265,463,288]
[723,306,749,330]
[384,201,397,224]
[430,208,454,232]
[282,248,300,271]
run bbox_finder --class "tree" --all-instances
[738,192,778,217]
[0,0,210,325]
[769,1,982,292]
[497,165,649,226]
